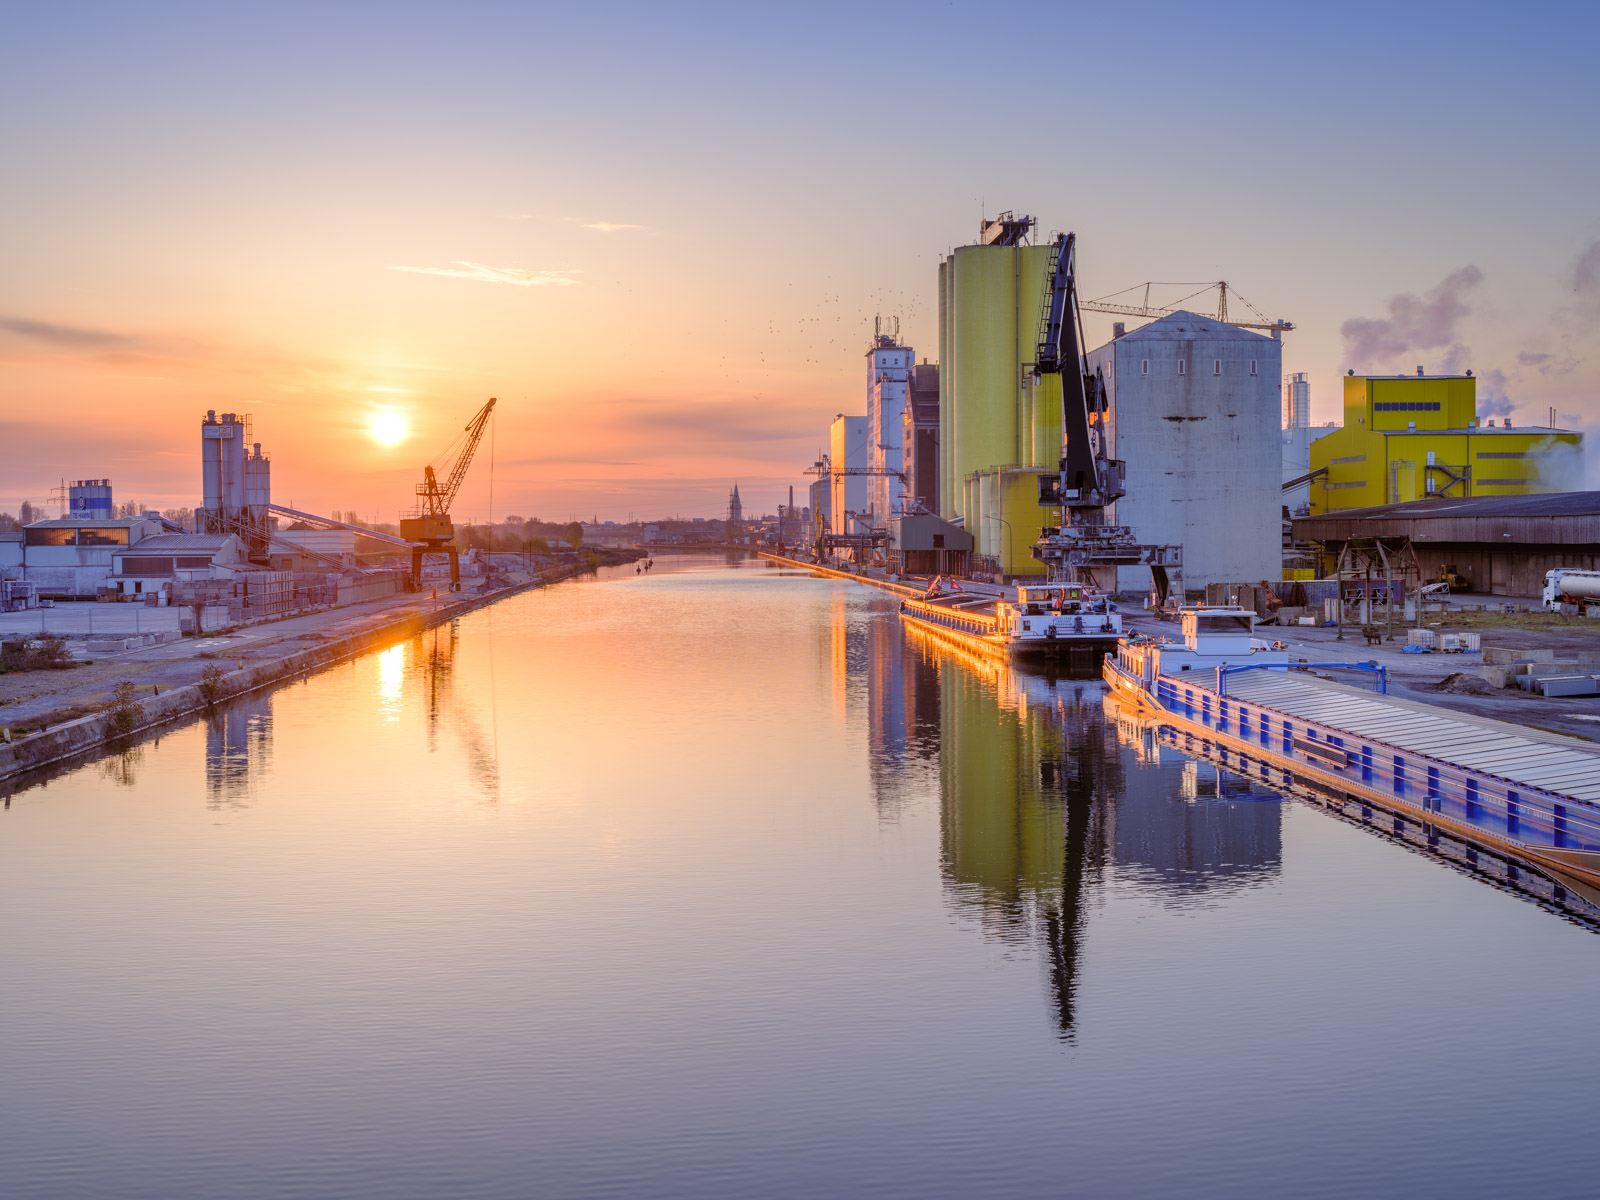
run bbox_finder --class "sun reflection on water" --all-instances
[377,643,405,721]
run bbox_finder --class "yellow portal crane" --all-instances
[401,397,497,589]
[1079,281,1293,334]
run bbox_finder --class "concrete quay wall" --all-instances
[756,553,923,599]
[0,577,542,788]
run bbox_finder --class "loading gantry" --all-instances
[1031,233,1182,602]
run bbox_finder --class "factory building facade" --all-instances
[828,414,871,537]
[865,328,912,527]
[1088,311,1283,592]
[112,533,244,596]
[903,362,940,514]
[1308,373,1582,515]
[13,515,170,597]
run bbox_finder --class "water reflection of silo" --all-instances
[866,610,942,818]
[205,691,273,808]
[937,661,1116,1039]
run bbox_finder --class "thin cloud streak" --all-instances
[387,262,581,287]
[0,316,132,348]
[581,222,644,233]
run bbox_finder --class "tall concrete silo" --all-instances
[937,212,1061,576]
[197,410,271,562]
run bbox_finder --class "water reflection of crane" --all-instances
[419,622,500,798]
[1035,690,1117,1038]
[874,624,1283,1040]
[896,627,1120,1041]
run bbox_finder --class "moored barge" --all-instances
[899,583,1121,669]
[1104,606,1600,891]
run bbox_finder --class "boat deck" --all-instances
[1216,670,1600,804]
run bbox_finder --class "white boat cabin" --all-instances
[999,584,1121,641]
[1115,606,1288,686]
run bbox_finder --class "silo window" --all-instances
[1213,359,1222,375]
[1178,360,1186,375]
[1141,359,1149,375]
[1250,359,1258,375]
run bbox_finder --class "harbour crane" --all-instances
[400,397,497,590]
[1032,233,1182,601]
[804,453,909,559]
[1078,280,1293,335]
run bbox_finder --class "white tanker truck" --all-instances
[1543,568,1600,614]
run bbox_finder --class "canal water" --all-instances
[3,555,1599,1199]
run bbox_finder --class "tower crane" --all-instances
[1078,280,1292,334]
[1031,233,1182,601]
[400,397,497,590]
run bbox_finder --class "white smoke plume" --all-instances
[1341,266,1483,371]
[1573,242,1600,315]
[1476,368,1514,419]
[1533,433,1599,492]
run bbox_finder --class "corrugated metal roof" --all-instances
[1220,671,1600,803]
[1294,489,1600,546]
[1303,490,1600,522]
[111,534,233,553]
[26,517,152,528]
[1106,309,1276,344]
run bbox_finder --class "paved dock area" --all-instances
[1218,669,1600,803]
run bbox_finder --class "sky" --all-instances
[3,1,1599,522]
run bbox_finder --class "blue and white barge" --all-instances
[1105,606,1600,890]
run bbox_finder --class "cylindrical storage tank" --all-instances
[220,417,247,513]
[68,480,114,518]
[949,246,1015,519]
[1015,246,1058,466]
[946,242,1059,521]
[938,258,952,518]
[1554,572,1600,602]
[1032,371,1064,473]
[1001,467,1048,578]
[201,412,223,513]
[244,444,271,514]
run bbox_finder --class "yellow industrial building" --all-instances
[1309,372,1582,515]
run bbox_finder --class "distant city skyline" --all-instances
[4,1,1599,521]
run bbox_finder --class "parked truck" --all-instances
[1543,568,1600,614]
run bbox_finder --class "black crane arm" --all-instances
[1036,233,1119,507]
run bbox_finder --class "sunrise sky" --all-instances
[4,1,1598,522]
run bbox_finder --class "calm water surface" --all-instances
[4,555,1599,1198]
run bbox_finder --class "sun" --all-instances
[369,410,409,446]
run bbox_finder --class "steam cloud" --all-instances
[1534,435,1599,492]
[1340,266,1483,371]
[1574,241,1600,305]
[1475,368,1514,419]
